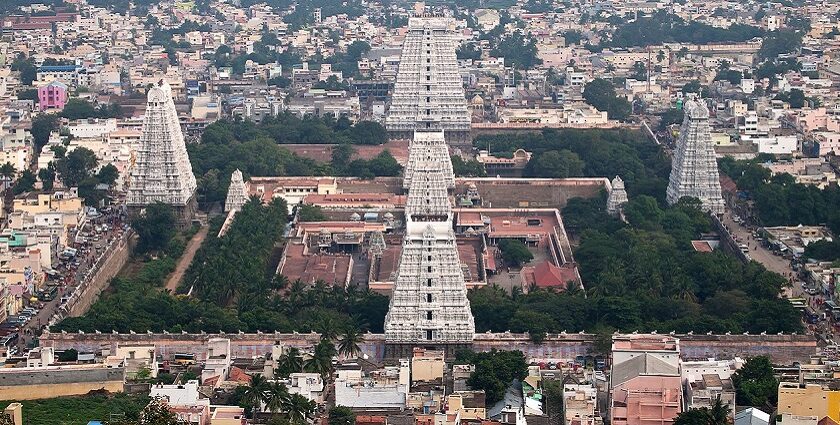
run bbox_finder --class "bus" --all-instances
[173,353,196,366]
[789,298,807,312]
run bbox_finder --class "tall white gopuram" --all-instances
[386,16,471,147]
[606,175,628,217]
[666,98,725,214]
[127,80,198,224]
[224,169,248,212]
[384,130,475,353]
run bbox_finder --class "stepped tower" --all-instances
[224,169,248,212]
[606,175,629,217]
[127,80,198,225]
[386,16,471,148]
[384,130,475,357]
[666,98,725,214]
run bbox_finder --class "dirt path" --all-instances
[164,225,209,293]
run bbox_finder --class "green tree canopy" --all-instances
[583,79,631,121]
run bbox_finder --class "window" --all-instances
[427,278,432,287]
[427,311,433,320]
[426,293,432,302]
[426,330,433,340]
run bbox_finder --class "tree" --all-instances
[286,393,315,425]
[276,347,304,378]
[243,374,270,413]
[0,163,17,187]
[131,203,176,254]
[265,381,291,414]
[60,98,98,120]
[457,350,528,404]
[451,155,487,177]
[140,397,178,425]
[31,114,60,151]
[759,30,802,60]
[583,79,631,121]
[297,205,328,222]
[337,326,363,358]
[97,163,120,187]
[329,406,356,425]
[525,150,584,178]
[732,356,778,407]
[631,61,648,81]
[39,163,57,191]
[498,239,534,267]
[673,398,731,425]
[14,169,37,194]
[10,54,36,86]
[305,340,336,378]
[55,147,98,187]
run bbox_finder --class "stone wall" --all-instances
[40,332,817,365]
[0,366,124,400]
[67,234,132,318]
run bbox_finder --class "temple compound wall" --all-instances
[40,332,816,366]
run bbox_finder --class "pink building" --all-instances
[610,335,682,425]
[37,81,68,112]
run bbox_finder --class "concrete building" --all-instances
[334,361,410,409]
[610,335,682,425]
[386,16,470,147]
[37,81,67,111]
[126,80,198,226]
[778,383,840,423]
[0,364,124,400]
[563,383,600,425]
[666,98,725,214]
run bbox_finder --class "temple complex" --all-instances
[127,80,198,225]
[385,16,471,148]
[666,98,726,214]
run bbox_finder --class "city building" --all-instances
[37,81,67,112]
[610,335,682,425]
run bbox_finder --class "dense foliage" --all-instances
[56,200,390,334]
[131,203,177,254]
[583,79,632,121]
[189,116,392,205]
[456,350,528,404]
[60,98,124,120]
[469,195,802,335]
[0,394,149,424]
[606,11,763,48]
[732,356,779,407]
[719,157,840,232]
[474,129,669,202]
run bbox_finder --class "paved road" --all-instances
[164,225,208,293]
[15,213,128,351]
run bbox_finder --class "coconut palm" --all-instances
[286,393,316,425]
[243,374,270,413]
[337,326,363,358]
[276,347,304,378]
[314,316,341,342]
[264,381,291,414]
[709,397,731,425]
[305,340,336,378]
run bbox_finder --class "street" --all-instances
[14,208,130,351]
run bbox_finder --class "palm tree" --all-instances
[243,374,270,413]
[264,381,290,414]
[276,347,304,378]
[305,340,336,379]
[709,397,731,425]
[0,162,16,193]
[337,326,363,358]
[286,393,316,425]
[315,316,340,342]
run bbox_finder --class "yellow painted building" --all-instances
[778,383,840,422]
